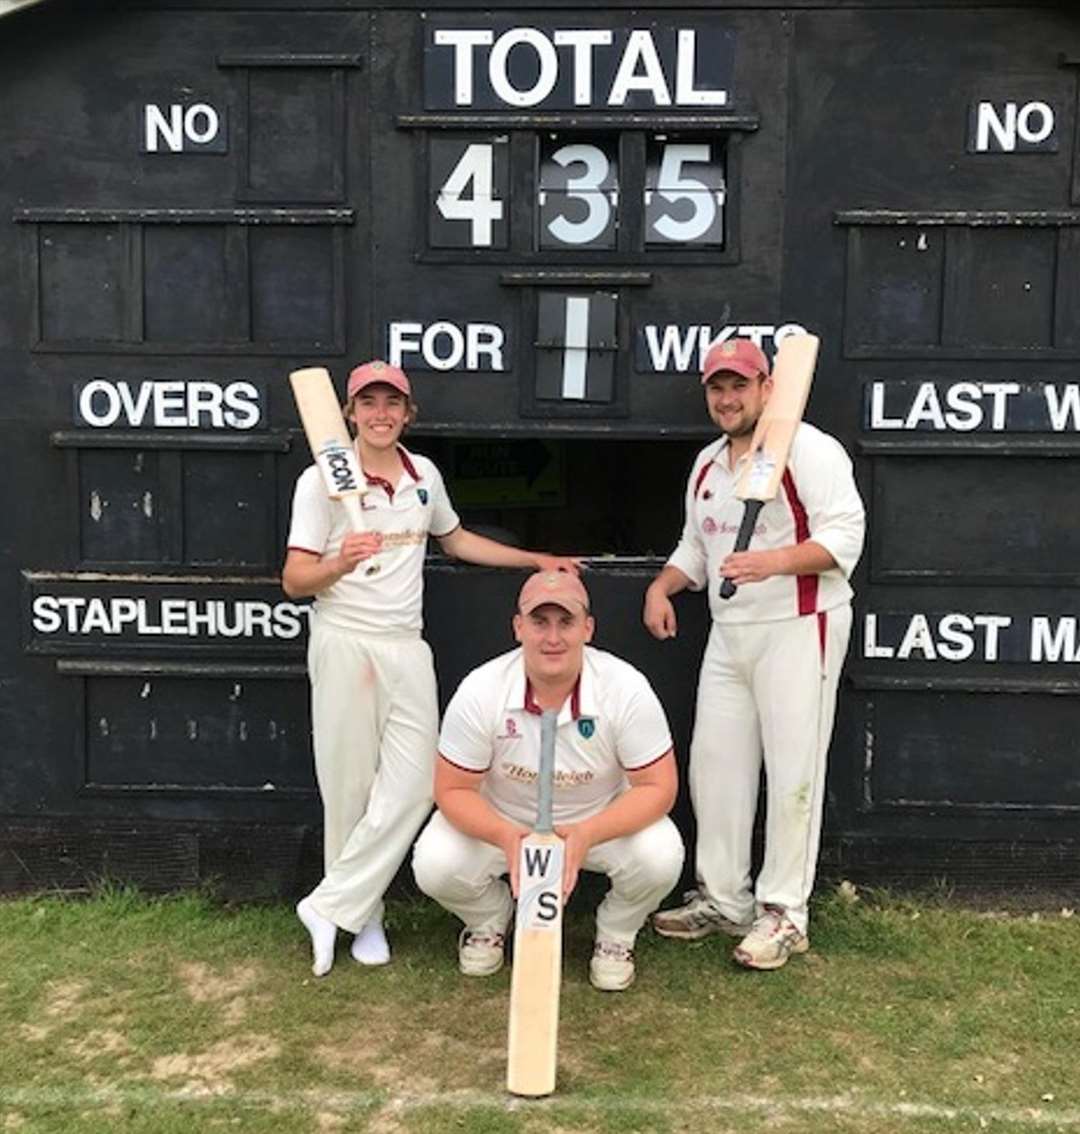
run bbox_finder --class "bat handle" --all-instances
[719,499,764,600]
[342,494,367,534]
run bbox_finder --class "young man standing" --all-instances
[413,570,684,991]
[283,360,576,976]
[644,338,864,970]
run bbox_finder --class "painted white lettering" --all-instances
[31,595,61,634]
[553,30,613,106]
[79,380,122,427]
[973,614,1011,662]
[869,382,905,430]
[246,602,274,638]
[187,382,225,429]
[936,613,976,661]
[160,599,189,636]
[423,321,466,371]
[183,103,219,145]
[1044,384,1080,432]
[223,382,260,430]
[433,30,494,106]
[982,383,1020,430]
[81,599,113,635]
[145,104,184,153]
[1030,616,1077,663]
[907,383,947,431]
[389,322,423,368]
[674,29,726,107]
[897,614,937,661]
[117,381,153,427]
[468,323,504,370]
[489,28,559,108]
[111,598,140,630]
[1016,101,1054,145]
[976,102,1016,152]
[943,382,984,432]
[154,382,187,427]
[609,30,671,107]
[645,325,700,372]
[187,602,216,635]
[862,613,894,659]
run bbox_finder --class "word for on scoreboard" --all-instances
[863,612,1080,663]
[387,321,506,372]
[865,380,1080,433]
[74,379,264,430]
[424,25,733,110]
[429,136,726,250]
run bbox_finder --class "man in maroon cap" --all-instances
[283,360,577,976]
[413,570,684,992]
[644,337,864,969]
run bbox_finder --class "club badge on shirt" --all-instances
[577,718,595,740]
[418,488,429,504]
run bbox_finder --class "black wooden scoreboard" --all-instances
[1,0,1078,897]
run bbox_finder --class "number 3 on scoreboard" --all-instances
[430,137,509,249]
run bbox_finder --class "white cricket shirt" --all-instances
[438,645,674,827]
[668,422,865,624]
[286,446,459,635]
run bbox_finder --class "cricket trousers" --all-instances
[412,810,684,948]
[690,603,853,935]
[304,617,439,934]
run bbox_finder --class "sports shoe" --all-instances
[458,927,506,977]
[589,940,635,992]
[653,889,753,941]
[733,906,809,970]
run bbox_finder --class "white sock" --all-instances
[296,897,337,977]
[350,921,390,966]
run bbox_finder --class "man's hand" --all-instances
[553,821,594,899]
[643,583,677,640]
[533,553,583,575]
[336,531,383,575]
[499,825,531,897]
[720,548,785,588]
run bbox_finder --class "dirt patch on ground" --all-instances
[69,1028,132,1062]
[43,979,87,1019]
[150,1033,280,1091]
[177,962,259,1003]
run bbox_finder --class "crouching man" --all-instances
[413,570,684,991]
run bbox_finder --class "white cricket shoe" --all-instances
[589,939,635,992]
[733,906,809,970]
[458,927,506,977]
[653,889,753,941]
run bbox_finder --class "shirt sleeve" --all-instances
[798,432,866,580]
[286,466,332,554]
[665,454,709,591]
[614,670,675,770]
[425,460,461,539]
[438,673,494,771]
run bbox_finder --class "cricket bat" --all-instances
[719,333,819,600]
[289,366,368,535]
[506,709,564,1097]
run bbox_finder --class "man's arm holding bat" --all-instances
[281,534,383,598]
[722,433,865,590]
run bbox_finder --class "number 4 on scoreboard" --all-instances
[430,137,509,249]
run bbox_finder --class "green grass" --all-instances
[0,883,1078,1132]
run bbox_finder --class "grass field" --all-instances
[1,883,1078,1133]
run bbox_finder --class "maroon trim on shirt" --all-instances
[360,446,423,503]
[817,611,828,665]
[781,468,818,616]
[437,752,487,774]
[524,675,582,718]
[286,545,322,556]
[622,746,673,773]
[693,460,714,499]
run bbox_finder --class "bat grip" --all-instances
[536,710,557,834]
[342,494,367,534]
[719,499,765,600]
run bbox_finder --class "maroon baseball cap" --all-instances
[347,359,411,399]
[518,570,590,616]
[701,338,770,383]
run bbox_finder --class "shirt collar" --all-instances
[508,648,598,725]
[358,444,423,500]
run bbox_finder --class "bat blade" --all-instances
[288,367,367,533]
[506,709,562,1098]
[720,333,819,599]
[506,830,564,1097]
